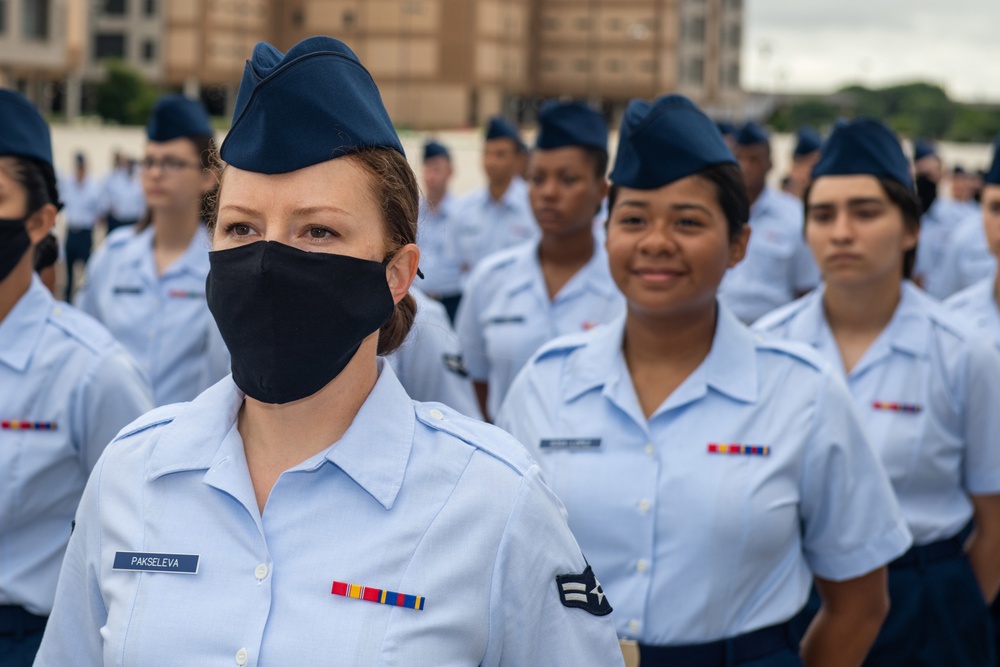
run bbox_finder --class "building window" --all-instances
[22,0,49,40]
[142,39,155,62]
[573,59,591,72]
[725,23,741,49]
[574,17,591,31]
[542,58,558,72]
[0,1,7,35]
[144,0,156,16]
[684,17,705,43]
[291,9,303,27]
[608,17,622,30]
[639,60,655,73]
[684,57,704,85]
[543,17,559,31]
[726,62,740,88]
[103,0,126,15]
[343,10,354,30]
[606,59,621,73]
[94,32,126,59]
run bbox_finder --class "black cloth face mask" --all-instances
[206,240,395,404]
[0,218,31,283]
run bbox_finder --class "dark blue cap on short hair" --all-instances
[735,121,769,146]
[912,139,936,162]
[609,94,736,190]
[0,90,58,205]
[486,116,522,145]
[794,126,822,157]
[147,95,213,142]
[535,101,607,152]
[812,118,913,189]
[985,137,1000,186]
[423,140,450,161]
[221,36,404,175]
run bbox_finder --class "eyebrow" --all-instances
[808,197,887,210]
[218,204,350,217]
[614,200,711,214]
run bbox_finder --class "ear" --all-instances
[728,224,751,268]
[25,203,57,244]
[902,224,919,252]
[386,243,420,304]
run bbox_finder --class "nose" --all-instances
[637,224,679,256]
[828,211,855,243]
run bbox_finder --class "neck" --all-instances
[623,301,717,370]
[538,227,594,267]
[153,205,201,251]
[239,338,380,473]
[748,183,765,206]
[823,274,902,334]
[426,189,447,211]
[488,177,513,203]
[993,270,1000,306]
[0,260,33,324]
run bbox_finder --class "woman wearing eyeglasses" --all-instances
[76,95,229,406]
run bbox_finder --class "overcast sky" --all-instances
[743,0,1000,103]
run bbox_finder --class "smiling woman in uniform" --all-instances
[34,37,624,667]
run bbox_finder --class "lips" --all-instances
[633,267,685,284]
[535,208,562,223]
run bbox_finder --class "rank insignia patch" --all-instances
[443,354,469,377]
[556,565,612,616]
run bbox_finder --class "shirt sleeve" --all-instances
[482,465,625,667]
[960,339,1000,495]
[73,346,153,473]
[799,371,912,580]
[73,244,110,316]
[455,268,490,383]
[33,455,109,666]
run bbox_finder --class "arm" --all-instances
[800,569,889,667]
[966,494,1000,602]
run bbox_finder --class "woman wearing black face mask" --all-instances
[0,91,152,667]
[35,37,624,667]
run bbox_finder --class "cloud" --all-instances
[743,2,1000,102]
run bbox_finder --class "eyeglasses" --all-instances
[140,156,200,173]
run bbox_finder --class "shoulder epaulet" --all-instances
[110,404,180,444]
[413,403,534,475]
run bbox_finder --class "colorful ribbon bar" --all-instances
[872,401,922,413]
[1,420,57,430]
[168,290,204,299]
[707,443,770,456]
[331,580,425,611]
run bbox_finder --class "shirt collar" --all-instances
[161,224,212,279]
[503,237,618,300]
[751,185,777,217]
[0,275,53,372]
[562,304,758,406]
[146,361,415,511]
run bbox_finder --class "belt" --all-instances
[890,533,965,570]
[638,621,796,667]
[0,606,47,637]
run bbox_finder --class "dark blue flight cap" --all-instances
[423,140,450,161]
[912,139,936,162]
[609,94,736,190]
[735,121,769,147]
[812,118,913,189]
[0,90,58,206]
[147,95,213,142]
[535,101,607,152]
[485,116,523,147]
[221,36,404,175]
[716,120,737,137]
[985,137,1000,186]
[794,126,822,157]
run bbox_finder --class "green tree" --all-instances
[95,60,159,126]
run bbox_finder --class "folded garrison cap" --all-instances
[0,90,58,205]
[812,118,913,189]
[912,139,937,162]
[735,121,769,147]
[793,126,822,157]
[485,116,523,146]
[221,36,403,174]
[609,94,736,190]
[147,95,213,142]
[535,101,607,152]
[985,137,1000,186]
[423,140,450,161]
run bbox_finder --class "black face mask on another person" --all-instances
[0,218,31,282]
[915,175,937,216]
[206,240,395,404]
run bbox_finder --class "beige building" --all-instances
[1,0,743,126]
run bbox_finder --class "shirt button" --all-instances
[429,409,445,420]
[235,648,248,665]
[636,559,649,573]
[637,499,651,514]
[628,619,641,633]
[644,443,655,456]
[254,564,268,580]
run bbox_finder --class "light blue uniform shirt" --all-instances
[934,213,996,299]
[100,168,146,221]
[57,173,104,229]
[496,307,910,644]
[452,177,537,286]
[0,276,152,615]
[35,364,624,667]
[756,282,1000,544]
[386,288,483,419]
[914,198,980,299]
[416,192,463,297]
[719,186,819,324]
[75,225,230,406]
[456,241,624,419]
[946,273,1000,352]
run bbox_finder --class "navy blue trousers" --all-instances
[64,227,92,301]
[0,606,46,667]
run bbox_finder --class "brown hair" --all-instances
[136,135,221,233]
[208,146,419,356]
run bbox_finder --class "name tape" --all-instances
[113,552,200,574]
